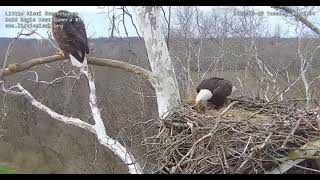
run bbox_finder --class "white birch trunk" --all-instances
[133,6,181,119]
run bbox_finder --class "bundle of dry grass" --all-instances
[144,96,320,174]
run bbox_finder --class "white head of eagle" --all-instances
[52,10,89,68]
[195,77,236,108]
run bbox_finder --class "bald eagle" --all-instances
[195,77,236,109]
[52,10,89,67]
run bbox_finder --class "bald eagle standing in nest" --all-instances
[195,77,237,109]
[52,10,89,67]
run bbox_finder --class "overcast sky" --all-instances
[1,6,319,39]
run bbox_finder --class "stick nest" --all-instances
[144,96,320,174]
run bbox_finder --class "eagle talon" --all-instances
[56,51,65,60]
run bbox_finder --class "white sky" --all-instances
[0,6,319,39]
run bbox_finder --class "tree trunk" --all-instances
[134,6,181,119]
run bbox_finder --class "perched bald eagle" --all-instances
[195,77,236,109]
[52,10,89,67]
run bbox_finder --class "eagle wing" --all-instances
[211,80,232,98]
[211,86,225,97]
[196,78,220,93]
[62,16,89,55]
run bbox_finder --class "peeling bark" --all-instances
[134,6,181,119]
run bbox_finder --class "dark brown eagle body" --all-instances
[196,77,233,108]
[52,10,89,66]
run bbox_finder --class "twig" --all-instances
[241,136,252,156]
[281,118,302,148]
[218,101,239,119]
[213,101,239,131]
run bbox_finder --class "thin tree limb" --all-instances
[272,6,320,36]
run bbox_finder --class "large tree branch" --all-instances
[90,57,153,80]
[1,72,143,174]
[1,82,95,134]
[81,67,143,174]
[0,55,154,82]
[271,6,320,36]
[1,55,62,77]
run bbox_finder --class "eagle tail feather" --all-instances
[232,86,237,94]
[70,54,87,67]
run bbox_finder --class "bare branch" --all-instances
[0,55,154,82]
[1,68,144,174]
[0,55,63,77]
[90,57,153,80]
[81,67,143,174]
[272,6,320,36]
[1,82,95,133]
[123,7,142,40]
[2,28,37,77]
